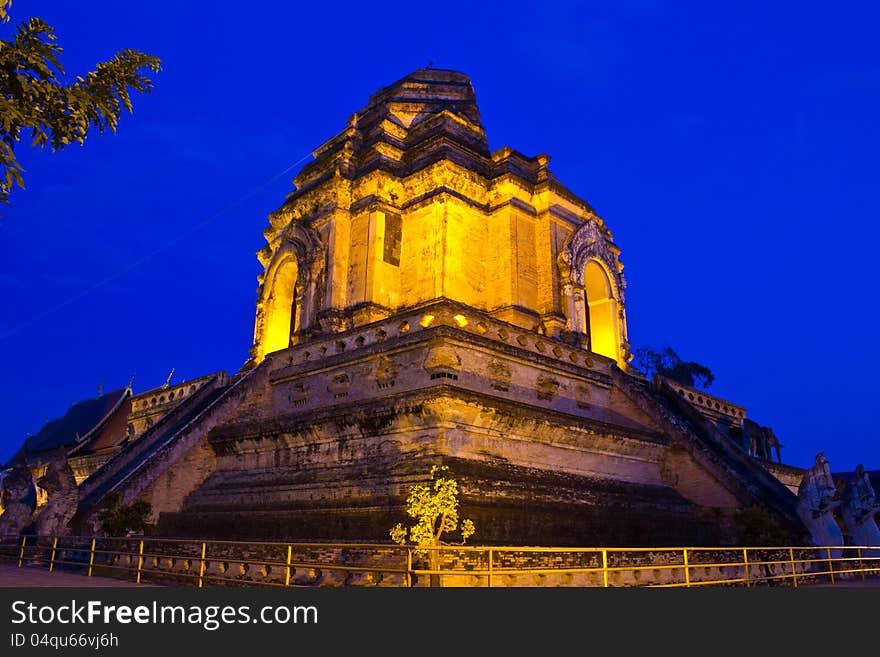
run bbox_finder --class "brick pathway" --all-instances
[0,563,155,587]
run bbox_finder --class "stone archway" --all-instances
[261,255,300,355]
[252,222,325,362]
[558,217,629,366]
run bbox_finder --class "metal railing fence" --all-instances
[2,535,878,588]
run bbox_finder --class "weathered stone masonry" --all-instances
[59,68,805,547]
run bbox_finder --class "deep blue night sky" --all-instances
[1,1,878,473]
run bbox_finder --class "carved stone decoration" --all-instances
[840,464,880,556]
[327,373,351,398]
[540,313,567,339]
[486,359,512,392]
[374,355,397,389]
[0,460,37,536]
[317,309,354,334]
[289,382,309,406]
[795,452,844,557]
[575,384,592,409]
[535,375,561,401]
[423,344,461,378]
[558,216,625,303]
[34,449,79,537]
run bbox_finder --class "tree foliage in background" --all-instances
[632,346,715,390]
[390,465,475,547]
[0,0,160,214]
[97,492,152,536]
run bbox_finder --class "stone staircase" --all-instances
[73,363,268,528]
[611,368,805,539]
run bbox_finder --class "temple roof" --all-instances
[68,395,133,456]
[20,387,130,458]
[359,68,484,131]
[280,69,498,200]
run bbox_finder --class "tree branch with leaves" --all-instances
[632,345,715,390]
[0,0,161,214]
[390,465,476,548]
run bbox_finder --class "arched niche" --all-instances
[583,259,620,361]
[252,221,325,362]
[557,217,629,367]
[262,255,300,355]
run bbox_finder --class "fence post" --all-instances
[87,538,96,577]
[17,535,27,568]
[683,549,690,587]
[284,545,292,587]
[403,548,412,588]
[743,549,750,587]
[826,547,836,585]
[601,549,608,588]
[789,548,798,588]
[487,548,493,588]
[135,540,144,584]
[49,537,58,573]
[198,542,207,588]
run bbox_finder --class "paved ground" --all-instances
[802,578,880,587]
[0,563,154,587]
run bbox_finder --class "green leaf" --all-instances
[0,1,160,217]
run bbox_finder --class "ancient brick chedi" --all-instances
[57,69,805,545]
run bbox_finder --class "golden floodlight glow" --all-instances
[250,69,630,369]
[262,258,299,357]
[583,260,619,362]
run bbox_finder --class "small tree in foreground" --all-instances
[390,465,476,548]
[97,492,152,536]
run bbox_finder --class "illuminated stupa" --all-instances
[71,69,803,545]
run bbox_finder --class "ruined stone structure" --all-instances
[796,452,844,555]
[4,69,817,547]
[33,449,79,536]
[839,464,880,555]
[0,460,36,536]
